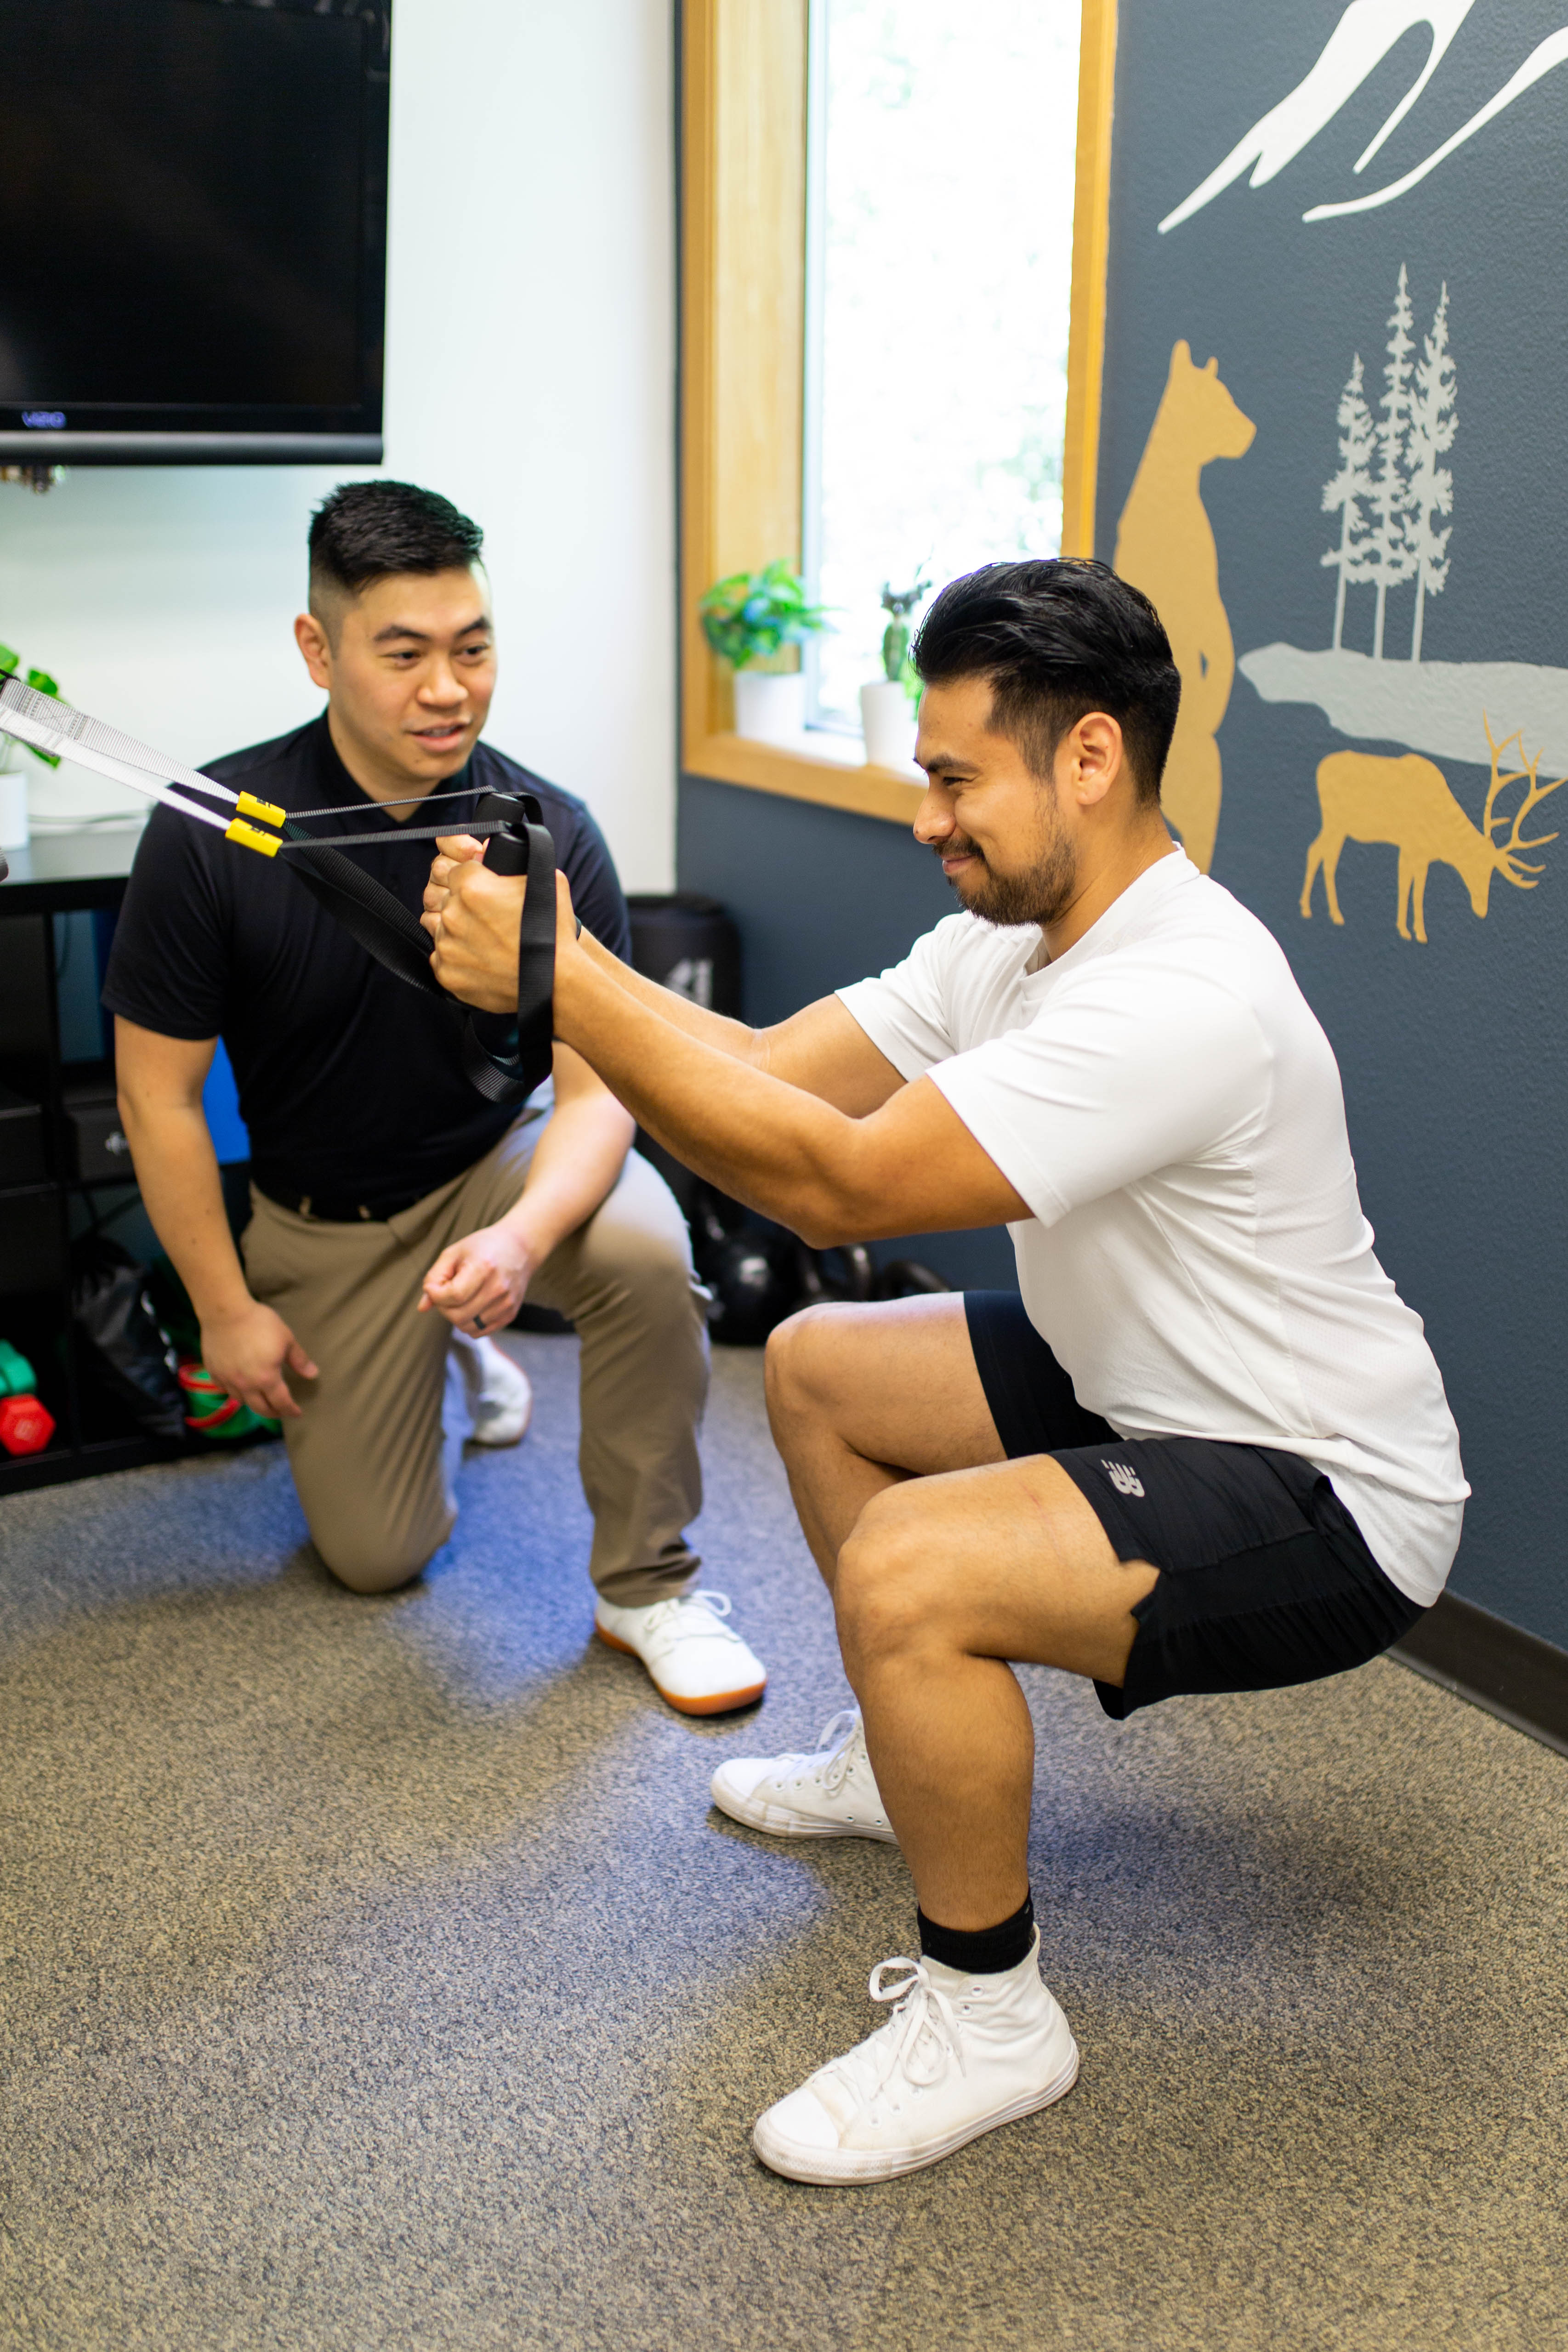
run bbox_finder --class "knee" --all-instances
[312,1532,435,1597]
[579,1205,702,1331]
[833,1487,946,1675]
[764,1301,847,1427]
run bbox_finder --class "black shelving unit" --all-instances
[0,826,183,1496]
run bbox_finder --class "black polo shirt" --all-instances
[102,714,631,1208]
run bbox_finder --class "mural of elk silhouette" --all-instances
[1114,340,1255,874]
[1300,717,1563,942]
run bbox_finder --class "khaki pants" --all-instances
[243,1115,710,1603]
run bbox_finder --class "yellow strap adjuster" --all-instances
[226,817,283,858]
[235,791,285,827]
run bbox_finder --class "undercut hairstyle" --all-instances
[307,481,485,627]
[911,558,1182,805]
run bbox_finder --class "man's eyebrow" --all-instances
[370,614,493,645]
[918,750,977,777]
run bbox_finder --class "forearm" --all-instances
[498,1090,635,1266]
[578,930,765,1063]
[556,959,865,1244]
[118,1094,251,1320]
[428,875,1022,1246]
[426,860,900,1109]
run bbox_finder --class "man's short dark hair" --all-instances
[308,480,484,608]
[911,558,1181,804]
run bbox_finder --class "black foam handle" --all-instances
[480,803,531,877]
[469,790,557,1101]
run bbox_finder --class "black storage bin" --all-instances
[623,895,743,1224]
[0,1191,63,1296]
[62,1078,134,1182]
[625,894,741,1017]
[0,1082,45,1187]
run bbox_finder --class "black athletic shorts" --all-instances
[964,1292,1427,1720]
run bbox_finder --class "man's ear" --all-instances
[295,610,333,693]
[1065,711,1124,809]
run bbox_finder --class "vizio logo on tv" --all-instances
[21,411,65,428]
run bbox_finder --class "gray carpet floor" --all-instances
[1,1335,1564,2352]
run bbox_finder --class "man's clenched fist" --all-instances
[422,836,580,1015]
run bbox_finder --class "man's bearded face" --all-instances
[937,783,1077,928]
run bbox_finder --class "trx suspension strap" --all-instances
[280,790,556,1105]
[0,674,557,1106]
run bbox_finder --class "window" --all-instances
[679,0,1112,822]
[803,0,1082,739]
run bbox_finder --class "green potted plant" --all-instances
[860,576,928,770]
[699,561,827,744]
[0,643,61,852]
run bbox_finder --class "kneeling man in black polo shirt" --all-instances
[104,480,766,1718]
[424,558,1467,2184]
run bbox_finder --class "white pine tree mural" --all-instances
[1406,282,1456,662]
[1366,262,1418,659]
[1320,352,1377,649]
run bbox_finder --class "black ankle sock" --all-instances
[917,1892,1035,1977]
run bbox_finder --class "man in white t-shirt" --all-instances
[421,558,1467,2189]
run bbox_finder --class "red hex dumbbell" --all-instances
[0,1391,55,1456]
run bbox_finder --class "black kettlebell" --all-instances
[702,1232,800,1346]
[795,1243,876,1305]
[692,1188,800,1346]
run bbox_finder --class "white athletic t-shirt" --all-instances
[837,850,1466,1608]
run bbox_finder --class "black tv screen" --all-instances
[0,0,389,463]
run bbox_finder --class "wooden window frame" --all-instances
[679,0,1117,824]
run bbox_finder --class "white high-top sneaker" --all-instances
[752,1933,1079,2185]
[452,1333,533,1447]
[710,1709,894,1842]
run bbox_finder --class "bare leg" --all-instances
[765,1295,1156,1928]
[745,1298,1155,2182]
[837,1461,1155,1926]
[764,1295,1002,1585]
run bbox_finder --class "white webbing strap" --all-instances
[0,673,239,805]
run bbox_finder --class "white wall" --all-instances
[0,0,677,889]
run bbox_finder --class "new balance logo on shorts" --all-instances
[1102,1460,1146,1498]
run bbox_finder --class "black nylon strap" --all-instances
[278,780,510,823]
[466,793,557,1102]
[278,793,555,1108]
[280,816,512,851]
[280,822,443,995]
[511,812,557,1096]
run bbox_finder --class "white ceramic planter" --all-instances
[0,765,28,852]
[860,676,916,770]
[732,669,806,744]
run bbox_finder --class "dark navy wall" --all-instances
[680,6,1568,1652]
[676,773,1017,1295]
[1097,3,1568,1647]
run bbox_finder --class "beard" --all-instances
[939,821,1078,928]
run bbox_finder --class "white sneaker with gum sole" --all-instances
[453,1333,533,1447]
[595,1590,767,1716]
[710,1709,894,1841]
[751,1933,1079,2185]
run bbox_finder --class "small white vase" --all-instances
[732,669,806,744]
[0,767,28,852]
[860,677,917,771]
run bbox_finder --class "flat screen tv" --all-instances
[0,0,390,465]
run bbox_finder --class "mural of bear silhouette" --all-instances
[1114,341,1255,872]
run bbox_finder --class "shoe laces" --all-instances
[819,1958,966,2119]
[647,1589,739,1645]
[807,1708,866,1798]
